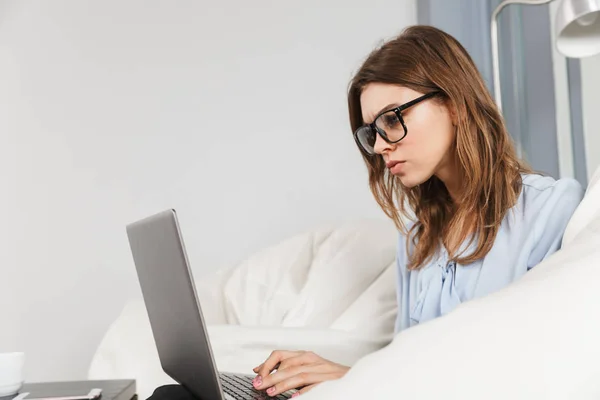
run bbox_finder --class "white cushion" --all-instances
[88,219,398,400]
[303,166,600,400]
[562,166,600,246]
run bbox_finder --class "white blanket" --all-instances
[302,167,600,400]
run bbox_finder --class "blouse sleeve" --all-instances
[527,177,584,270]
[394,229,413,334]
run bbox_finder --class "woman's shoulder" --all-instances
[520,173,584,207]
[517,173,584,223]
[513,174,585,269]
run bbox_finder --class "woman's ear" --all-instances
[447,101,458,127]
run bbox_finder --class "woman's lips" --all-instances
[386,160,406,174]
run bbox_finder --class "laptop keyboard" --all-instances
[220,373,293,400]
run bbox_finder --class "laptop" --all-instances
[126,209,295,400]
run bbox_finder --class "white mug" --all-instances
[0,352,25,397]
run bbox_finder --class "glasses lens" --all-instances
[375,110,405,142]
[355,126,377,155]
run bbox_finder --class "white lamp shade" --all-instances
[556,0,600,57]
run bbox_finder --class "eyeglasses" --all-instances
[353,91,440,155]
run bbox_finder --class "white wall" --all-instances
[0,0,415,382]
[580,54,600,177]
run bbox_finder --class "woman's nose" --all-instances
[373,132,393,155]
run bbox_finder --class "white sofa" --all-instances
[88,219,400,399]
[90,167,600,400]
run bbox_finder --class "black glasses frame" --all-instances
[353,91,441,154]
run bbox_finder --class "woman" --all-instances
[251,25,584,397]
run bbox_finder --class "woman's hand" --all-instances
[251,350,349,397]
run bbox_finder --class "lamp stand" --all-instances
[491,0,555,112]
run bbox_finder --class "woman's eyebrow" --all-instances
[366,103,401,123]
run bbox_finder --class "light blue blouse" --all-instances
[395,173,584,333]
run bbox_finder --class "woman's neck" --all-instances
[435,161,462,204]
[435,159,471,254]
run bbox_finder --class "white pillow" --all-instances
[303,168,600,400]
[221,219,397,329]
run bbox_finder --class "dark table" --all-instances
[2,380,136,400]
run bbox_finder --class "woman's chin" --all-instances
[398,177,418,188]
[398,173,430,189]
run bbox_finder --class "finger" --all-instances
[252,363,263,373]
[265,371,342,397]
[256,350,299,382]
[257,351,289,378]
[259,363,306,390]
[262,359,344,390]
[278,352,333,373]
[260,361,338,390]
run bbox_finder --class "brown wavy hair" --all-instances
[348,25,531,270]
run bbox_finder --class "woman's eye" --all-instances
[383,114,400,128]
